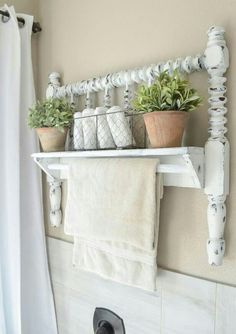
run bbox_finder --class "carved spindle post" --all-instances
[49,180,62,227]
[46,73,63,227]
[204,26,229,265]
[46,72,61,99]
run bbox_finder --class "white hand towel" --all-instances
[106,106,134,148]
[64,158,163,291]
[73,111,84,150]
[94,107,115,149]
[82,108,97,150]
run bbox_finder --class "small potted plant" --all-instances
[28,98,74,152]
[132,70,202,148]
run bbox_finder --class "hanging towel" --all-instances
[73,111,84,150]
[106,106,134,148]
[64,158,163,291]
[94,107,115,149]
[82,108,97,149]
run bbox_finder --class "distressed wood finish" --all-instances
[46,72,61,99]
[32,147,204,186]
[46,55,204,99]
[33,156,63,227]
[37,26,230,265]
[45,74,64,227]
[48,180,62,227]
[204,26,229,265]
[32,147,204,227]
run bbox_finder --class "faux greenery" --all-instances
[28,98,74,130]
[132,70,202,113]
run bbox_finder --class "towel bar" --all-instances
[32,147,204,188]
[47,163,190,174]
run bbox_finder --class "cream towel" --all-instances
[64,158,163,291]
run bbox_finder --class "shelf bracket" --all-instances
[34,157,62,227]
[183,152,205,189]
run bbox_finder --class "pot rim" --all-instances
[144,110,189,115]
[35,127,68,130]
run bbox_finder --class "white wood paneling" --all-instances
[48,237,162,334]
[215,284,236,334]
[47,237,236,334]
[160,271,216,334]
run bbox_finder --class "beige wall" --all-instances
[0,0,38,14]
[37,0,236,286]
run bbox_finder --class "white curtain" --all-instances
[0,5,58,334]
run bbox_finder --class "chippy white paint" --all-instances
[34,26,229,265]
[48,180,62,228]
[46,54,204,99]
[32,147,204,185]
[204,26,229,266]
[32,147,204,227]
[33,157,62,227]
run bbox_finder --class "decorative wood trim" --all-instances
[48,180,62,227]
[32,147,204,188]
[37,26,230,265]
[45,73,63,227]
[204,26,229,265]
[46,55,205,98]
[46,72,61,98]
[33,156,62,227]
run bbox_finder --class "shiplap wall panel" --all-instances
[47,237,236,334]
[160,271,216,334]
[215,284,236,334]
[48,238,162,334]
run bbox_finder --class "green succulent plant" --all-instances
[132,70,202,113]
[28,98,74,131]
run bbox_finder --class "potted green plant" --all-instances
[28,98,74,152]
[132,70,202,148]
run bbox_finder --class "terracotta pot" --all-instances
[36,127,68,152]
[143,111,189,148]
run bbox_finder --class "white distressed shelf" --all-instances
[32,26,230,266]
[32,147,204,188]
[32,147,204,240]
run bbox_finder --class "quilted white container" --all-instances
[73,111,84,150]
[95,107,115,149]
[107,106,134,148]
[82,108,97,150]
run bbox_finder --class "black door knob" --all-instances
[96,321,114,334]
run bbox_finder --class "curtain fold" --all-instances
[0,5,58,334]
